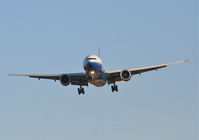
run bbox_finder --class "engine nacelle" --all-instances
[120,70,131,81]
[60,74,70,86]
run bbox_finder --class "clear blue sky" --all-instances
[0,0,198,140]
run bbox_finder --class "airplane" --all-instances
[8,54,188,95]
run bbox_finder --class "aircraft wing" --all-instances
[8,74,61,80]
[8,73,88,86]
[106,59,188,84]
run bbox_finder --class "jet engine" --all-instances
[120,70,131,81]
[60,74,70,86]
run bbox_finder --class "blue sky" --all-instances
[0,0,198,140]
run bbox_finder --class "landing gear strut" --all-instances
[78,86,85,95]
[111,84,118,92]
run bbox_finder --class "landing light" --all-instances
[90,71,95,75]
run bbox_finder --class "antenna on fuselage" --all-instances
[98,48,101,57]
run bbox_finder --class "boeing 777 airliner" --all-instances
[9,55,188,95]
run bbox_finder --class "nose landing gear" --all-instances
[111,84,118,92]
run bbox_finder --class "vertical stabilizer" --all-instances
[98,48,101,57]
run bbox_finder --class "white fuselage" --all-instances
[83,55,107,87]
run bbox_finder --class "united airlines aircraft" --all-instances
[9,55,188,95]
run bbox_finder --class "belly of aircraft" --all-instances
[87,70,107,87]
[89,79,106,87]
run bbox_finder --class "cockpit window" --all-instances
[87,58,97,60]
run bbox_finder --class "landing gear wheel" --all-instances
[115,85,118,92]
[111,84,118,92]
[78,87,85,95]
[111,85,115,92]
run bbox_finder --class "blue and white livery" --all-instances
[9,54,188,95]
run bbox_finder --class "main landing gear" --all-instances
[77,84,118,95]
[111,84,118,92]
[78,86,85,95]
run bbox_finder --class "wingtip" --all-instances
[8,74,19,76]
[178,59,189,64]
[183,59,189,63]
[7,74,25,76]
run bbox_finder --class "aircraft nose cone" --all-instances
[88,70,98,78]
